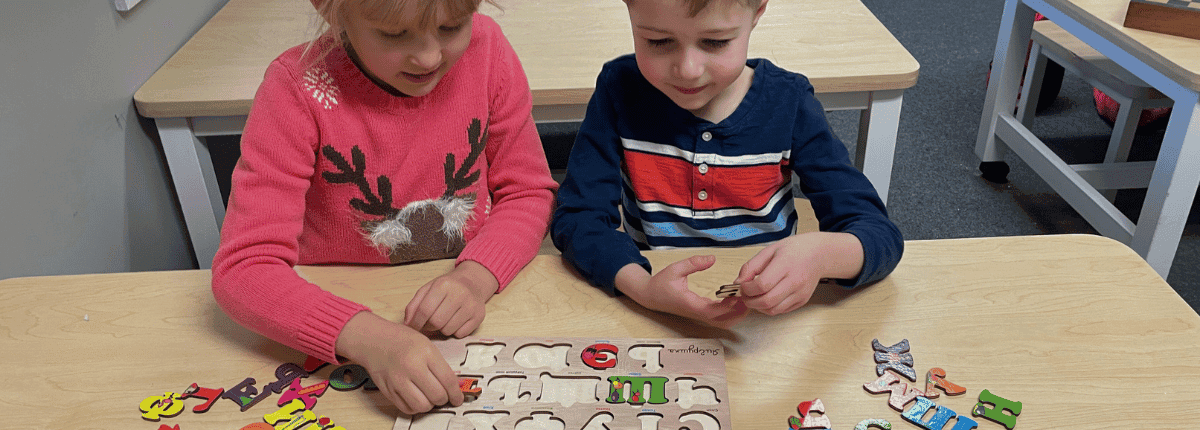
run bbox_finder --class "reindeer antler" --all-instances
[443,118,488,198]
[321,145,399,218]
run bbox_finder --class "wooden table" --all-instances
[975,0,1200,278]
[133,0,919,269]
[4,234,1199,429]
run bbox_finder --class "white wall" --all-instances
[0,0,230,279]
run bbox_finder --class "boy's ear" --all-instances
[751,0,768,27]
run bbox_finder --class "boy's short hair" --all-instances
[624,0,763,17]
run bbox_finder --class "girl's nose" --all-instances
[409,35,443,70]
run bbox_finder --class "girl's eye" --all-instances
[379,30,407,39]
[439,24,465,33]
[646,38,673,47]
[703,39,732,48]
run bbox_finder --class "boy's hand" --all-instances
[404,260,498,338]
[616,255,749,329]
[734,232,864,315]
[336,312,464,415]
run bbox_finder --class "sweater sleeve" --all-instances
[550,65,652,295]
[456,16,558,291]
[789,79,904,287]
[211,58,367,364]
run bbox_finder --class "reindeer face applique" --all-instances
[320,119,488,264]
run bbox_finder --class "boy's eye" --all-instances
[702,39,732,48]
[646,38,673,47]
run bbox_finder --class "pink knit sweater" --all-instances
[212,14,557,364]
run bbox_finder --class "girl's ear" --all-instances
[310,0,326,9]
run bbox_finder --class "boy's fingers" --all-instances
[664,255,716,278]
[736,245,776,283]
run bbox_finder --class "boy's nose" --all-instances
[674,48,704,80]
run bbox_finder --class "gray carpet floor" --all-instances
[536,0,1200,315]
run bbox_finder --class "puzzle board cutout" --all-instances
[393,336,731,430]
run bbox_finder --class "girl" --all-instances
[211,0,557,415]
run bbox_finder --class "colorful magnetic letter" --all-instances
[972,389,1022,429]
[605,376,669,404]
[863,371,925,411]
[328,364,377,391]
[795,398,832,429]
[854,419,892,430]
[581,343,619,370]
[872,339,916,381]
[179,383,225,413]
[788,416,802,430]
[277,378,331,409]
[924,368,966,399]
[157,425,181,430]
[265,399,315,429]
[239,424,274,430]
[139,392,185,421]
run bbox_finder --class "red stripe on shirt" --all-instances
[623,149,789,211]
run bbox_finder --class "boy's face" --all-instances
[342,2,474,97]
[626,0,765,113]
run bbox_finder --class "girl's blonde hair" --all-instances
[302,0,494,64]
[624,0,763,17]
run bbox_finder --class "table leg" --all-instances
[856,89,904,205]
[975,0,1038,174]
[155,117,224,269]
[1131,96,1200,278]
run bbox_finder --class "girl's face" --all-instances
[341,1,474,97]
[626,0,764,115]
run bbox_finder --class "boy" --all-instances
[551,0,903,328]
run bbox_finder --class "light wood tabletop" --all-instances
[1048,0,1200,90]
[3,234,1199,429]
[133,0,919,118]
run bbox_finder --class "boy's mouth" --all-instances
[674,84,708,95]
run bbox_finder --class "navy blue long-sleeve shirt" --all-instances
[552,55,903,294]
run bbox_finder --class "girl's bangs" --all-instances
[352,0,481,28]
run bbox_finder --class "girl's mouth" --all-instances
[403,69,438,83]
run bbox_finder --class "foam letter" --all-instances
[972,389,1021,429]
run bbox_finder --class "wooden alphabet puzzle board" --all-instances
[393,336,731,430]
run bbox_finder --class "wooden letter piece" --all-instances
[179,383,225,413]
[854,419,892,430]
[796,398,832,429]
[863,371,925,411]
[872,339,917,381]
[903,397,978,430]
[924,368,966,399]
[581,343,619,370]
[139,392,185,422]
[972,389,1022,430]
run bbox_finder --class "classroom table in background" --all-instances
[133,0,919,269]
[3,234,1199,429]
[975,0,1200,279]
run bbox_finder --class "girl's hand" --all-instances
[616,255,748,329]
[735,232,864,315]
[336,312,464,415]
[404,260,497,338]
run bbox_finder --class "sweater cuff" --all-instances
[457,240,532,292]
[295,291,370,365]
